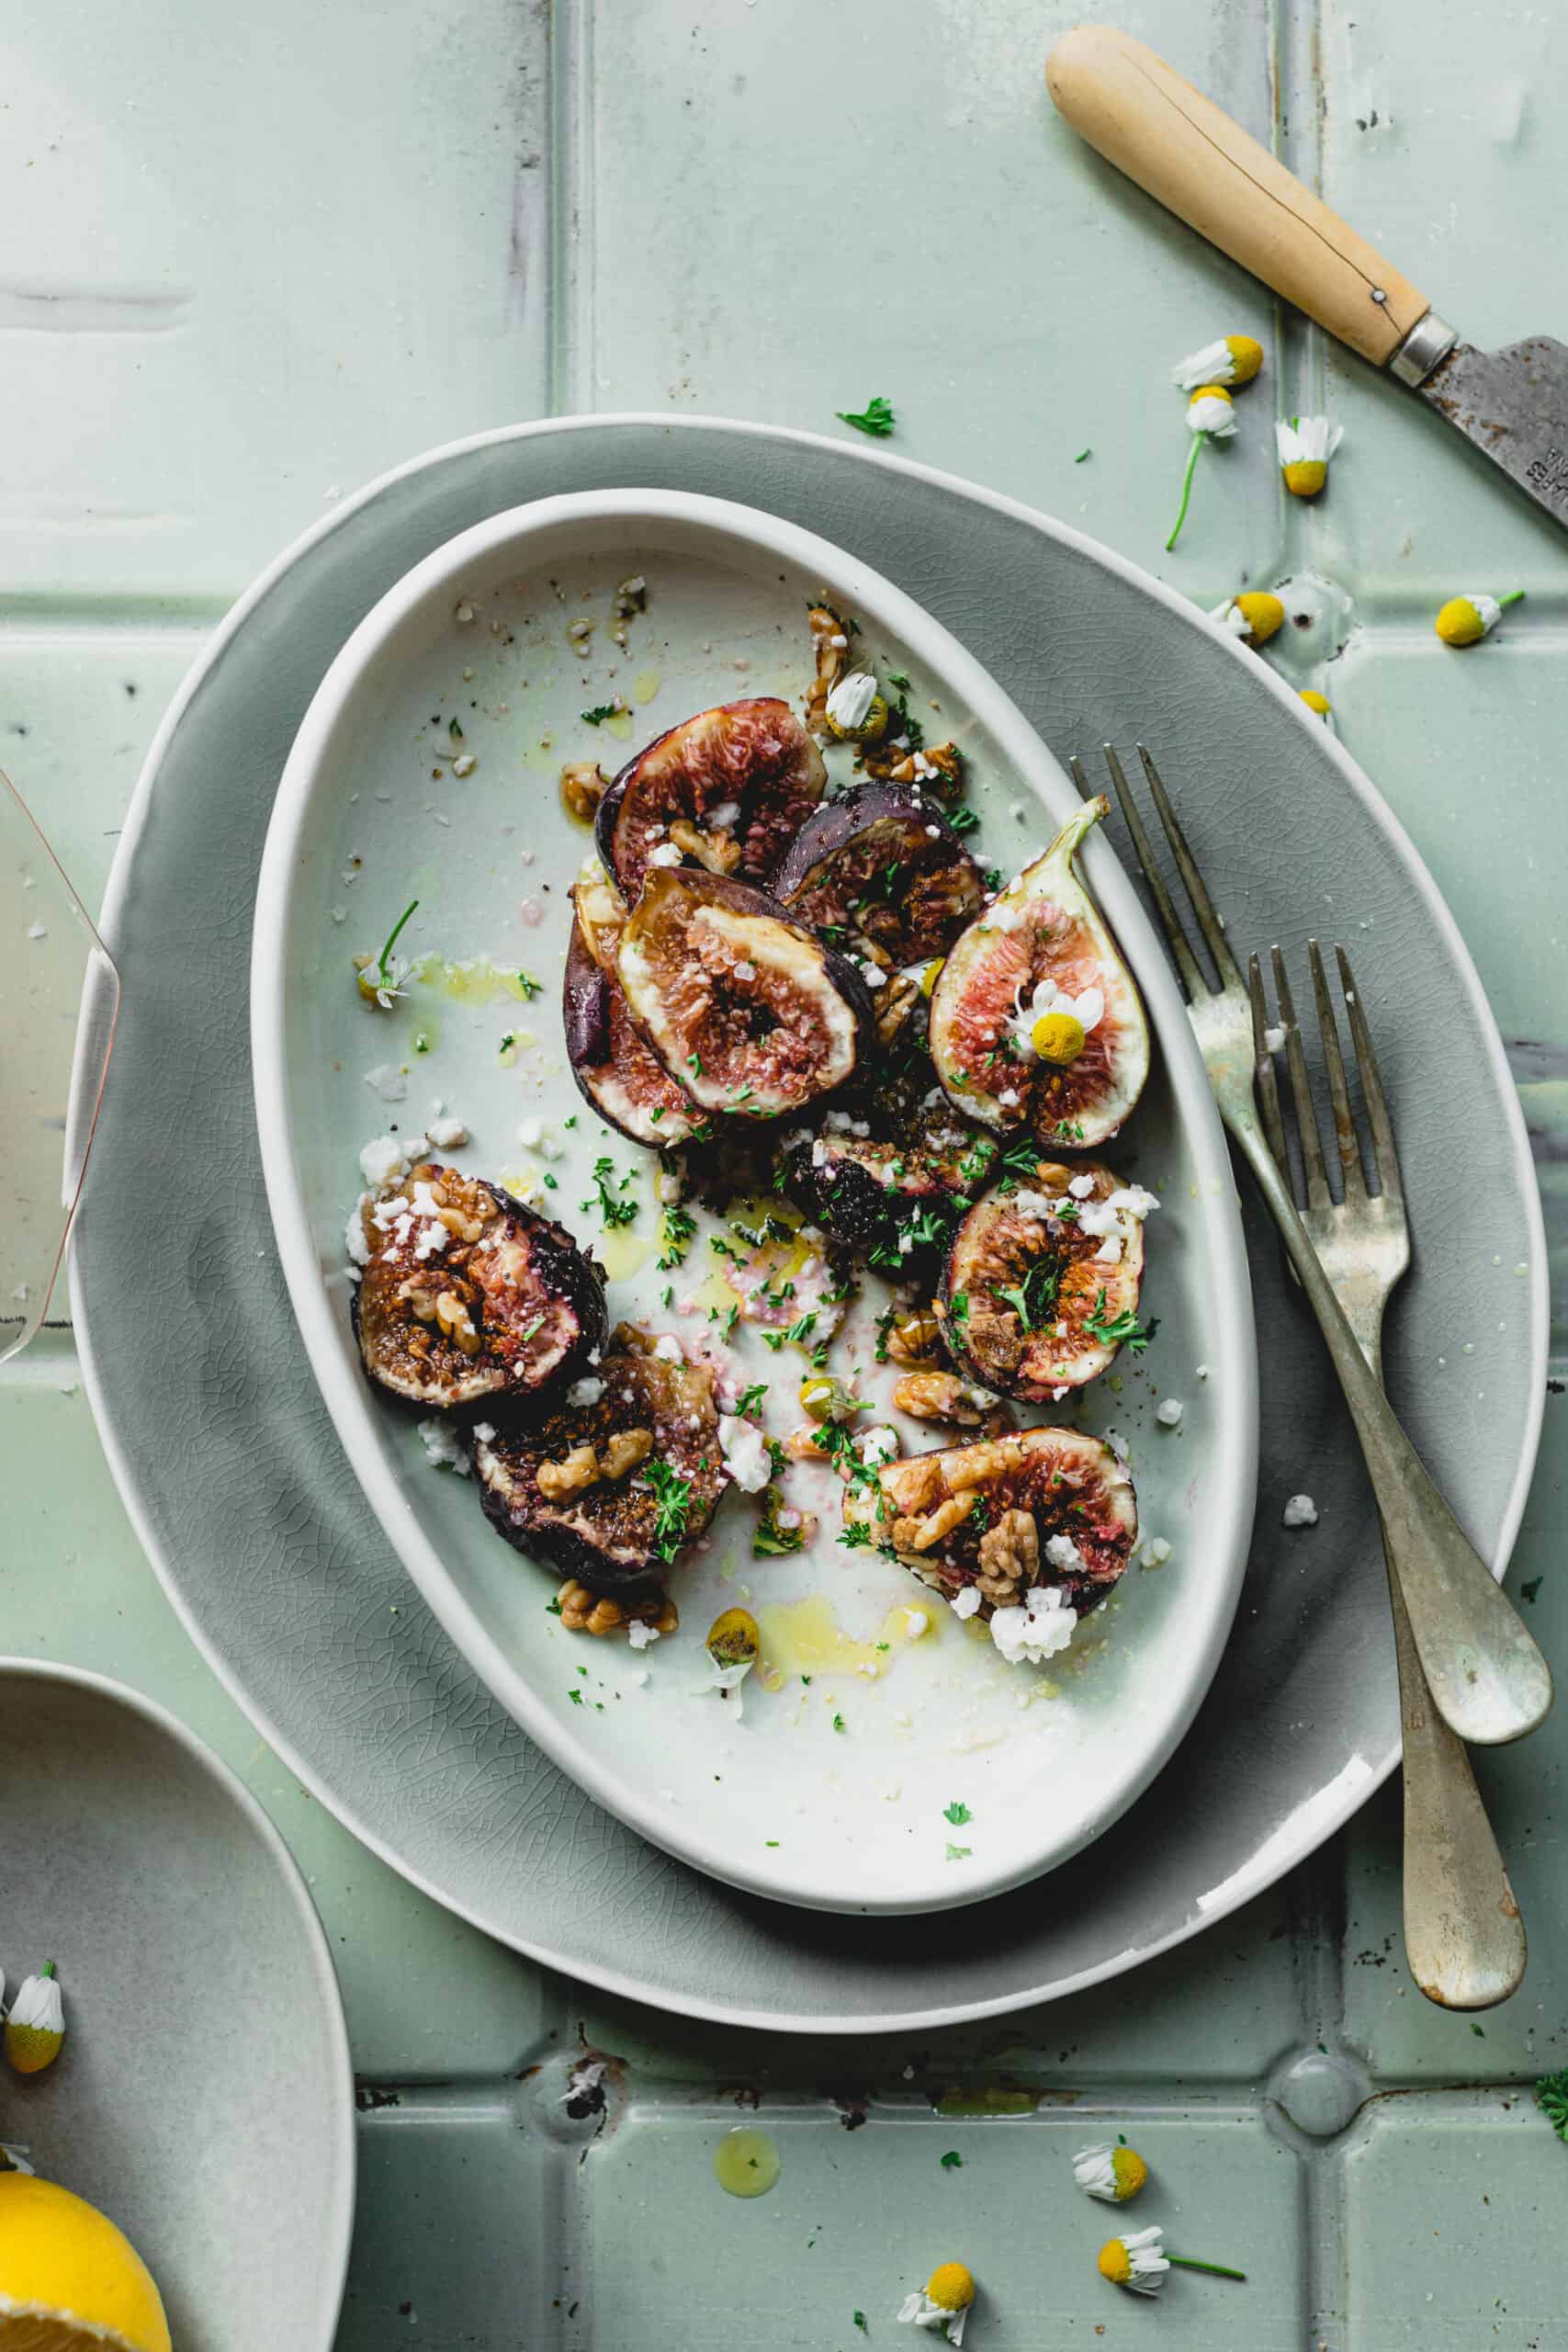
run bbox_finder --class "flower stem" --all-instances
[1165,438,1203,551]
[39,1961,54,1980]
[1499,590,1526,609]
[377,898,420,979]
[1168,2256,1247,2281]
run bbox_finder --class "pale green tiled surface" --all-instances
[4,0,1567,2345]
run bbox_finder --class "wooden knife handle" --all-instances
[1046,23,1429,367]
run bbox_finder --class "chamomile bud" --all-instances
[5,1963,64,2075]
[1275,415,1344,497]
[1074,2141,1149,2203]
[1171,334,1264,390]
[824,671,889,742]
[1210,591,1285,647]
[1167,389,1236,551]
[1435,590,1524,646]
[1299,688,1333,718]
[897,2260,976,2343]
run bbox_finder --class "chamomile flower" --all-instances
[824,671,889,743]
[355,898,420,1010]
[897,2261,975,2345]
[1098,2224,1246,2294]
[5,1963,63,2075]
[1171,334,1264,390]
[1007,976,1104,1068]
[1210,591,1285,647]
[1435,590,1524,646]
[1074,2141,1149,2203]
[702,1608,759,1714]
[1275,415,1343,498]
[1167,387,1237,550]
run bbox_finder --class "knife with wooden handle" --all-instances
[1047,23,1568,528]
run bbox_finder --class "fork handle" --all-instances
[1228,1113,1552,1747]
[1045,25,1432,368]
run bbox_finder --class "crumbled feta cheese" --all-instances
[652,1335,683,1364]
[359,1134,413,1188]
[733,960,757,981]
[364,1063,409,1103]
[628,1620,659,1651]
[1282,1493,1319,1528]
[648,841,683,867]
[1263,1023,1286,1055]
[857,1425,900,1467]
[473,1422,496,1443]
[856,958,887,990]
[418,1419,468,1474]
[1195,1363,1210,1381]
[1139,1536,1171,1569]
[824,670,880,731]
[26,922,47,942]
[998,1088,1021,1108]
[1106,1184,1160,1221]
[566,1376,604,1408]
[707,799,741,829]
[345,1201,371,1266]
[452,753,476,777]
[425,1114,469,1149]
[1156,1397,1183,1427]
[950,1585,983,1621]
[990,1584,1077,1665]
[1043,1532,1086,1574]
[1067,1173,1097,1200]
[1009,1188,1058,1223]
[717,1413,771,1493]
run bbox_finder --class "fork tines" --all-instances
[1248,942,1403,1210]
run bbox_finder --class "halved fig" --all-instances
[595,698,827,899]
[780,1098,993,1267]
[616,866,874,1120]
[843,1425,1137,1631]
[928,795,1150,1150]
[473,1325,727,1596]
[564,915,701,1148]
[772,785,986,968]
[935,1160,1154,1400]
[354,1165,605,1408]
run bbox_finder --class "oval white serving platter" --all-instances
[252,489,1257,1914]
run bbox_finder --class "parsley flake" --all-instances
[836,394,896,438]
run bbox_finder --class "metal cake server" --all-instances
[1048,24,1568,529]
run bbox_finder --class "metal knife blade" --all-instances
[1415,334,1568,528]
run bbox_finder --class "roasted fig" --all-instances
[780,1100,993,1268]
[616,865,874,1120]
[564,915,701,1148]
[473,1326,726,1597]
[843,1425,1137,1655]
[929,795,1150,1150]
[595,697,827,899]
[354,1165,605,1408]
[935,1160,1156,1399]
[771,785,986,969]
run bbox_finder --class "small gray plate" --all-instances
[72,417,1545,2031]
[0,1658,354,2347]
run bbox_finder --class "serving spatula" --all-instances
[1047,23,1568,529]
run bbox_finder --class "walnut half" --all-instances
[976,1509,1040,1605]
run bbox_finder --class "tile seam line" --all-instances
[547,0,593,419]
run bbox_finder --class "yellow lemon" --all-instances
[1282,458,1327,497]
[925,2262,975,2312]
[1030,1010,1086,1066]
[1234,591,1285,645]
[0,2175,170,2352]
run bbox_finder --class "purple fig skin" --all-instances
[562,919,699,1148]
[771,784,986,964]
[595,697,826,899]
[615,865,880,1120]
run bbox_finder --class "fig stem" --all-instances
[1165,436,1204,551]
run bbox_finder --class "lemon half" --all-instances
[0,2175,170,2352]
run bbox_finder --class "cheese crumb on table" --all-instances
[1282,1494,1318,1528]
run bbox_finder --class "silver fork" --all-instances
[1250,941,1525,2007]
[1071,744,1551,1752]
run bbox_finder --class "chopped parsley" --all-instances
[736,1382,769,1417]
[832,1713,847,1733]
[754,1491,806,1557]
[836,394,896,438]
[838,1521,875,1550]
[447,717,464,742]
[568,1687,583,1705]
[643,1461,694,1563]
[944,1845,972,1862]
[582,1156,637,1227]
[580,703,620,726]
[546,1598,563,1616]
[886,671,911,691]
[996,1135,1045,1193]
[516,968,544,1001]
[1074,447,1092,463]
[947,1290,970,1329]
[940,2151,964,2168]
[1537,2069,1568,2142]
[1084,1288,1155,1354]
[993,1256,1061,1334]
[942,1801,973,1826]
[948,807,981,836]
[853,2315,869,2336]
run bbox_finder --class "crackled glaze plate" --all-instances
[0,1660,353,2349]
[250,491,1257,1914]
[72,420,1544,2022]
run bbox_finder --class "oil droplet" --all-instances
[632,668,661,706]
[758,1593,939,1683]
[596,1227,654,1283]
[412,954,535,1007]
[714,2128,780,2198]
[604,710,635,743]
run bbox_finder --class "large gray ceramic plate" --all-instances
[0,1659,354,2348]
[73,417,1546,2032]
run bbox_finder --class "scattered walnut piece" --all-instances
[434,1289,481,1356]
[874,967,921,1046]
[901,1489,979,1553]
[976,1508,1040,1604]
[557,1578,679,1639]
[863,739,965,791]
[560,761,609,826]
[885,1310,942,1368]
[668,815,741,876]
[600,1426,653,1480]
[538,1442,602,1500]
[893,1371,995,1427]
[805,604,852,734]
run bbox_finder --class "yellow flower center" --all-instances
[1031,1011,1085,1066]
[1282,458,1327,498]
[1299,689,1332,717]
[1110,2146,1149,2199]
[926,2263,975,2312]
[1435,596,1484,646]
[1235,591,1285,645]
[1098,2240,1133,2285]
[4,2021,63,2075]
[705,1608,760,1668]
[827,692,889,744]
[1189,383,1233,413]
[1224,334,1265,384]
